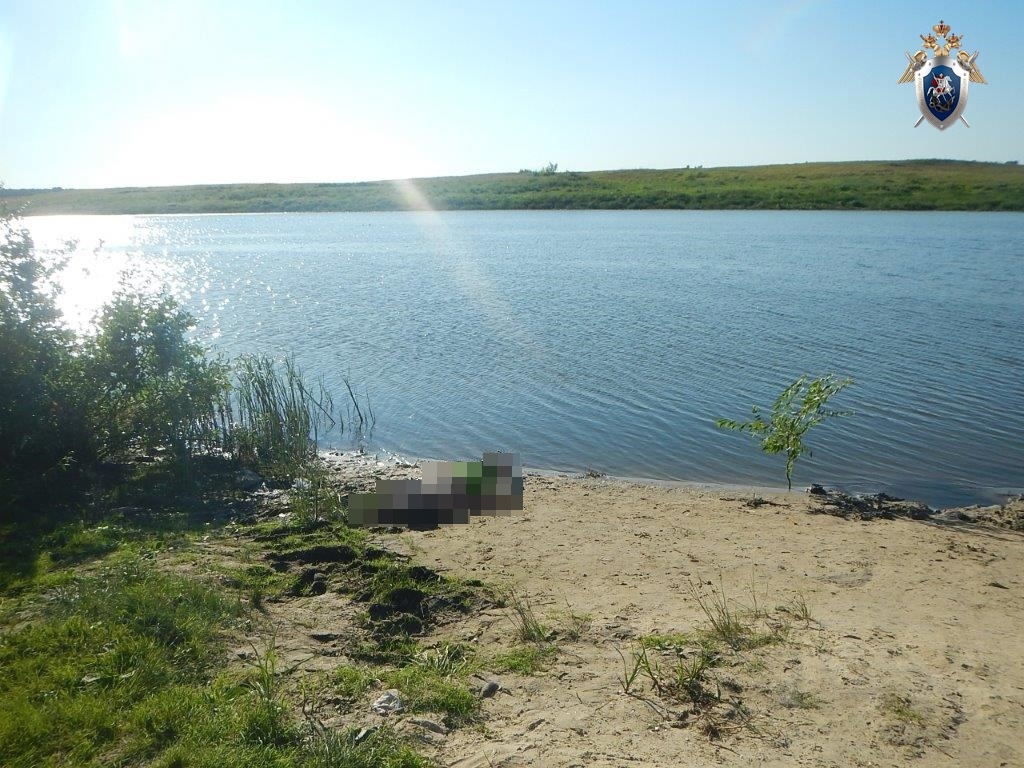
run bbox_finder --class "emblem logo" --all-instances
[898,20,987,130]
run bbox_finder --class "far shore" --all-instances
[5,159,1024,214]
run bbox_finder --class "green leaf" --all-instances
[714,374,853,489]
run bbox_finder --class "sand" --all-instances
[362,469,1024,768]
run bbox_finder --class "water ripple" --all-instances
[29,210,1024,507]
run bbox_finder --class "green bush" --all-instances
[2,205,230,503]
[716,374,853,490]
[84,291,230,462]
[2,204,369,512]
[0,206,89,470]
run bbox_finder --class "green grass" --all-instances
[327,651,479,726]
[780,686,821,710]
[0,511,193,596]
[617,580,814,739]
[0,562,240,767]
[670,646,720,706]
[223,563,294,606]
[6,160,1024,214]
[307,727,433,768]
[0,459,461,767]
[881,693,926,724]
[331,664,376,701]
[0,530,442,768]
[381,666,479,725]
[784,594,817,627]
[487,644,557,675]
[410,642,473,677]
[0,439,509,768]
[640,633,699,653]
[690,580,787,651]
[505,590,550,644]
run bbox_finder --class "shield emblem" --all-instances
[916,55,970,129]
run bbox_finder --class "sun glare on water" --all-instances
[27,216,194,335]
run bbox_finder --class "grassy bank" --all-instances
[0,459,466,767]
[5,160,1024,215]
[0,455,843,767]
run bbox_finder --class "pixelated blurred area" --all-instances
[347,452,523,529]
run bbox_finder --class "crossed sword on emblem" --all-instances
[899,30,987,128]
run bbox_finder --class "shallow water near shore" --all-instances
[27,210,1024,506]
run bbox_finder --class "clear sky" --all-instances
[1,0,1022,188]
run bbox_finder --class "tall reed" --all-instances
[219,354,337,475]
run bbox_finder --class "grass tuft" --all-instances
[382,666,479,725]
[332,664,375,702]
[506,590,550,644]
[690,580,752,650]
[411,642,472,678]
[488,643,556,675]
[309,725,432,768]
[0,562,241,766]
[881,693,926,724]
[689,579,787,651]
[671,646,721,706]
[780,686,821,709]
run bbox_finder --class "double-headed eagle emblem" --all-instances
[899,20,987,130]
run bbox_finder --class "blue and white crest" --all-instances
[916,56,969,130]
[898,20,987,130]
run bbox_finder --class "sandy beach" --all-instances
[311,456,1024,767]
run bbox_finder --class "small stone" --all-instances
[808,484,827,496]
[409,717,448,734]
[309,631,339,642]
[371,689,405,715]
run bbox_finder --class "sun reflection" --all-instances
[24,215,198,335]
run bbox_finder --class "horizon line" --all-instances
[3,157,1019,193]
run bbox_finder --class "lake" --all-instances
[25,210,1024,507]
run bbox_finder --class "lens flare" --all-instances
[389,179,552,368]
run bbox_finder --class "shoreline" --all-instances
[319,450,1024,528]
[323,448,1024,514]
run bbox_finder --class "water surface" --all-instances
[27,210,1024,507]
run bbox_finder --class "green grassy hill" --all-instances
[4,160,1024,215]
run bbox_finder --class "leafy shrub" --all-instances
[1,204,369,509]
[84,291,230,462]
[716,374,853,489]
[2,205,232,477]
[0,205,89,470]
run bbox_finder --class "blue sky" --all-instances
[1,0,1021,188]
